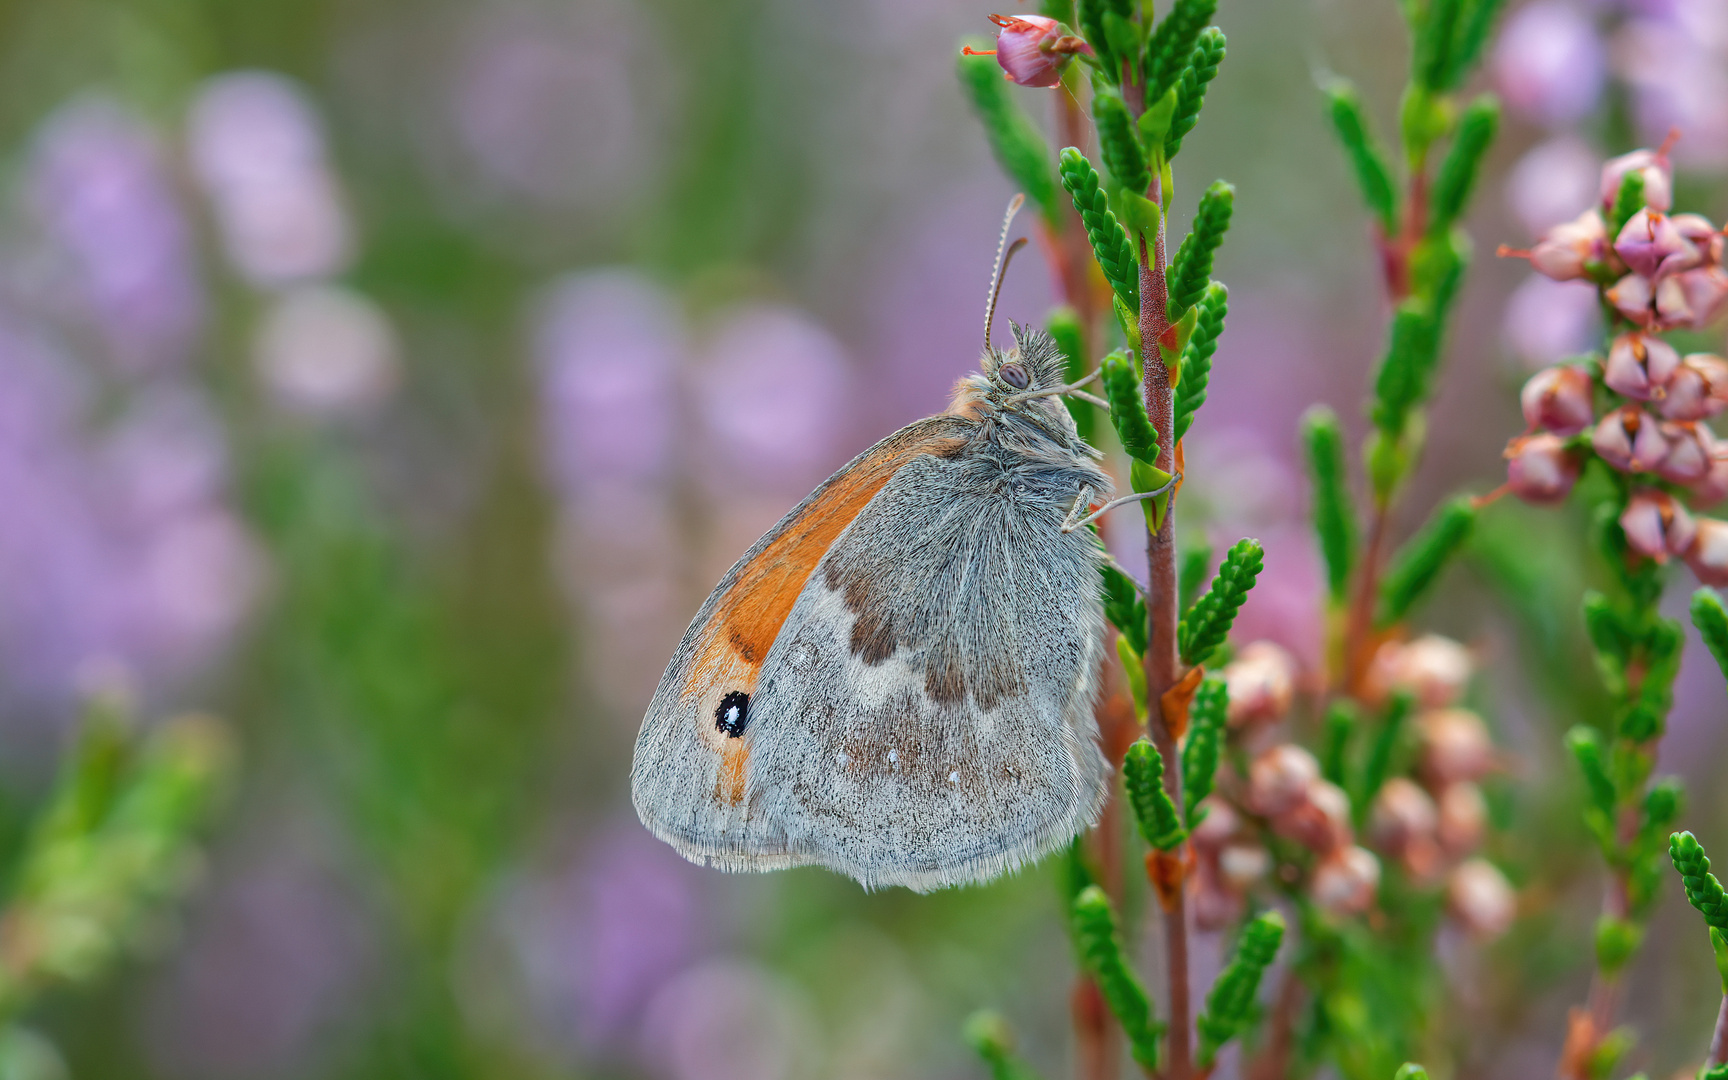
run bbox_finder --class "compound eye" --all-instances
[999,362,1030,389]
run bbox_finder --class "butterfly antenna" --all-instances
[984,194,1028,354]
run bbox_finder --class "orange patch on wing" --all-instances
[716,739,749,806]
[682,423,965,752]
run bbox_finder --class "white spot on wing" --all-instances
[887,749,898,764]
[948,770,959,783]
[837,751,849,766]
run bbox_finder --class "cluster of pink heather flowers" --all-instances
[1189,636,1512,939]
[1504,141,1728,583]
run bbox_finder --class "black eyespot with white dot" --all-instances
[999,361,1030,389]
[715,691,750,738]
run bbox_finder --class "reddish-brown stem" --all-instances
[1341,501,1392,696]
[1137,182,1191,1080]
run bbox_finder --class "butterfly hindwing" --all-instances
[633,412,1111,891]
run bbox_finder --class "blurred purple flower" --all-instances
[498,822,702,1055]
[1493,1,1607,128]
[253,284,399,418]
[27,99,203,374]
[187,72,353,286]
[1503,275,1602,367]
[535,270,681,507]
[146,808,377,1080]
[638,960,819,1080]
[0,321,261,707]
[1505,136,1602,234]
[1613,0,1728,166]
[692,304,853,496]
[534,270,688,712]
[451,2,662,214]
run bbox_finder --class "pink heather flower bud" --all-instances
[1672,213,1721,250]
[1602,332,1680,401]
[1223,641,1297,728]
[1614,209,1700,280]
[970,14,1089,88]
[1619,489,1697,562]
[1692,457,1728,509]
[1592,405,1669,473]
[1656,422,1715,484]
[1446,858,1518,938]
[1418,708,1495,785]
[1655,274,1696,329]
[1437,781,1488,856]
[1657,354,1728,421]
[1605,273,1657,327]
[1600,147,1673,213]
[1367,777,1439,857]
[1273,779,1353,854]
[1364,635,1474,708]
[1505,433,1582,504]
[1189,796,1240,852]
[1686,516,1728,586]
[1217,843,1273,893]
[1520,364,1595,435]
[1310,846,1381,917]
[1675,267,1728,329]
[1247,744,1320,817]
[1518,209,1608,281]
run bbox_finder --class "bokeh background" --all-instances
[0,0,1725,1077]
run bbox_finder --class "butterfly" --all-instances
[632,201,1144,891]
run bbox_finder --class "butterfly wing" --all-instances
[633,416,1110,891]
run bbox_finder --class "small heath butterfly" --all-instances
[632,199,1115,891]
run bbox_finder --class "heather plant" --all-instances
[0,693,230,1079]
[958,0,1524,1077]
[1495,135,1728,1076]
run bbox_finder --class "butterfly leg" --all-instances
[1060,473,1182,533]
[1060,484,1097,533]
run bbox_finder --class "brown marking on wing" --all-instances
[716,739,749,805]
[681,421,969,761]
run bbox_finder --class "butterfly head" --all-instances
[948,324,1091,448]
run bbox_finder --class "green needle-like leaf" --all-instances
[1324,80,1398,232]
[1071,886,1162,1072]
[1124,739,1187,850]
[1167,181,1234,322]
[1094,89,1149,195]
[1099,556,1149,656]
[1302,405,1357,604]
[1377,497,1475,625]
[1179,543,1214,615]
[1611,171,1646,234]
[1671,832,1728,931]
[1058,148,1140,307]
[1183,676,1227,825]
[1692,588,1728,684]
[1173,282,1228,441]
[1196,910,1286,1065]
[1144,0,1218,104]
[1568,727,1617,815]
[1102,349,1160,464]
[1429,95,1499,231]
[1179,537,1264,665]
[1165,28,1226,160]
[963,1012,1046,1080]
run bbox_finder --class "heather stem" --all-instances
[1138,180,1190,1080]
